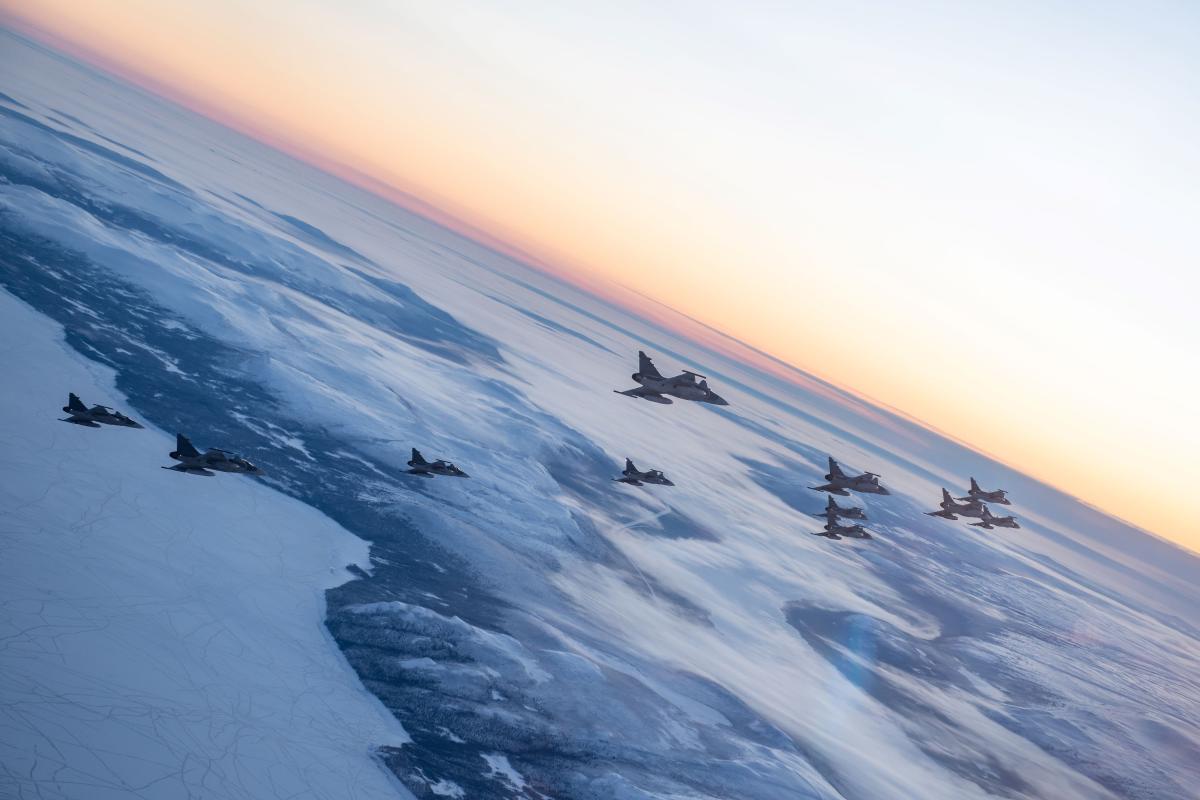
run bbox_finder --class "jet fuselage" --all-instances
[616,460,674,486]
[961,489,1010,505]
[973,510,1020,529]
[632,372,728,405]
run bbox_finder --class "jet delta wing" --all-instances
[811,528,843,540]
[614,385,674,404]
[971,506,1021,530]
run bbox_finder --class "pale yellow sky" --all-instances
[3,1,1197,548]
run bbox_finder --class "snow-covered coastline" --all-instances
[0,289,412,799]
[2,26,1198,800]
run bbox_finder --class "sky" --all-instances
[2,1,1197,547]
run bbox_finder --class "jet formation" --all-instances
[805,463,880,541]
[613,458,674,487]
[60,393,142,429]
[926,480,1020,532]
[811,500,873,540]
[926,488,987,520]
[55,348,1013,546]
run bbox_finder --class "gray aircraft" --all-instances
[926,488,987,520]
[957,477,1011,506]
[971,506,1021,530]
[407,448,469,478]
[614,351,729,406]
[812,518,872,540]
[811,495,867,521]
[614,458,675,487]
[809,457,890,496]
[60,392,143,429]
[163,433,264,476]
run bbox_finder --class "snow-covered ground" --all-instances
[0,290,412,799]
[2,26,1199,800]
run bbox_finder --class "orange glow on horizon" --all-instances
[1,3,1194,552]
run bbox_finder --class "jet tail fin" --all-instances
[175,433,200,459]
[970,477,981,492]
[827,457,844,478]
[410,448,427,465]
[625,458,637,473]
[67,392,87,413]
[637,350,663,379]
[942,487,953,503]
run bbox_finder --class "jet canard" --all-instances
[957,477,1011,505]
[811,495,867,521]
[926,488,987,520]
[60,392,143,429]
[614,351,729,406]
[407,448,469,478]
[613,458,675,487]
[163,433,264,476]
[971,506,1021,530]
[809,457,890,496]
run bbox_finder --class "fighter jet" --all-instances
[812,519,872,540]
[829,520,873,539]
[810,495,867,521]
[60,392,143,429]
[957,477,1011,506]
[613,458,675,487]
[970,506,1021,530]
[809,457,890,496]
[614,351,729,406]
[163,433,263,476]
[926,488,987,520]
[406,448,469,478]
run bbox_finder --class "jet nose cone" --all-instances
[712,395,730,406]
[877,487,891,495]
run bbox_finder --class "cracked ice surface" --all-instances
[0,290,413,799]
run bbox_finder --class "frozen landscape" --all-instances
[2,29,1199,800]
